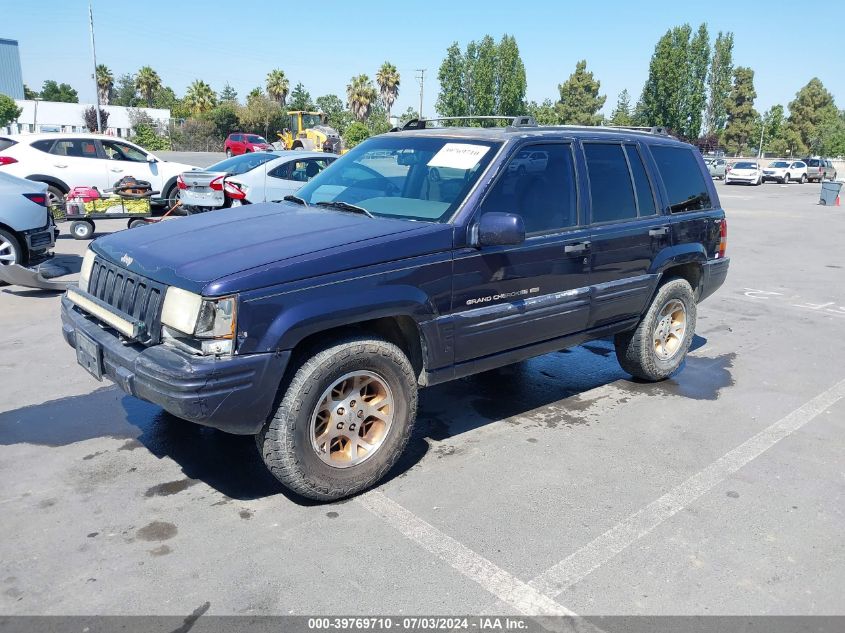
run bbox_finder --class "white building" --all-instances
[2,100,171,138]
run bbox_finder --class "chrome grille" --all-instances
[88,257,165,344]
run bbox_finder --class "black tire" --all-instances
[0,228,23,269]
[70,220,94,240]
[162,183,179,209]
[256,336,418,501]
[226,149,232,157]
[46,185,64,209]
[128,218,147,229]
[800,174,807,184]
[614,278,697,382]
[783,173,790,184]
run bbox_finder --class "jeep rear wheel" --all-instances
[256,336,417,501]
[614,278,697,381]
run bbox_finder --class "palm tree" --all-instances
[346,74,377,121]
[183,80,217,116]
[136,66,162,107]
[266,69,289,105]
[376,62,400,124]
[95,64,113,105]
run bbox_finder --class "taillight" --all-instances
[176,174,188,190]
[224,181,246,199]
[209,176,224,191]
[716,218,728,259]
[0,156,18,166]
[23,193,47,206]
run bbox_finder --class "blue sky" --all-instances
[5,0,842,118]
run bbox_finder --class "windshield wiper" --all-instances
[315,200,374,218]
[283,194,308,206]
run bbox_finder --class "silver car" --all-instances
[0,172,56,267]
[705,158,727,179]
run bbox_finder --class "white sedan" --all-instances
[761,160,808,184]
[177,151,338,211]
[725,161,762,186]
[0,171,55,268]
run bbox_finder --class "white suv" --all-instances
[0,133,197,208]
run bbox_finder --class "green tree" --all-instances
[788,78,838,153]
[220,83,238,103]
[111,73,138,107]
[818,111,845,157]
[496,34,526,116]
[128,110,170,151]
[183,80,217,116]
[556,60,605,125]
[436,42,467,119]
[343,121,370,147]
[136,66,162,107]
[247,87,263,103]
[95,64,113,105]
[684,23,710,139]
[0,94,22,127]
[723,67,758,155]
[266,69,289,105]
[209,103,240,139]
[526,99,560,125]
[40,80,78,103]
[470,35,497,118]
[346,74,377,121]
[704,31,734,135]
[289,82,314,110]
[376,61,400,124]
[237,94,285,138]
[316,94,352,135]
[398,106,420,126]
[609,89,633,126]
[23,84,38,100]
[755,104,785,155]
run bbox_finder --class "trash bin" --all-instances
[819,180,842,206]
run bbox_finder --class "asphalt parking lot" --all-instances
[0,180,843,619]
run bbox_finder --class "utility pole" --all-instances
[415,69,426,118]
[88,1,102,133]
[758,119,765,158]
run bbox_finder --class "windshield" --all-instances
[733,162,757,169]
[301,114,325,129]
[294,135,501,222]
[206,152,278,175]
[245,135,267,144]
[769,161,789,168]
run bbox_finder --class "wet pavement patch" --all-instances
[238,509,254,520]
[326,511,339,519]
[136,521,178,542]
[144,478,198,498]
[83,451,106,460]
[149,545,172,557]
[618,352,736,401]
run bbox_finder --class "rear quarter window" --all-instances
[30,139,54,153]
[0,138,18,152]
[650,145,712,213]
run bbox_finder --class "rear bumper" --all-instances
[61,296,289,434]
[699,257,730,303]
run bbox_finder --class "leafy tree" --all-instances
[23,84,38,100]
[220,83,238,103]
[436,42,467,120]
[818,111,845,157]
[365,102,391,135]
[40,80,78,103]
[470,35,497,119]
[496,34,526,116]
[237,94,284,138]
[183,80,217,116]
[609,89,633,126]
[111,73,138,107]
[344,121,370,147]
[347,74,377,121]
[704,31,734,135]
[247,87,263,103]
[755,104,785,155]
[289,82,314,110]
[556,60,605,125]
[723,67,758,155]
[526,99,560,125]
[128,110,170,151]
[95,64,113,105]
[398,107,420,126]
[152,86,179,111]
[316,94,352,135]
[376,61,400,124]
[82,106,109,132]
[266,69,289,105]
[685,23,710,139]
[209,103,240,139]
[136,66,162,107]
[788,78,838,153]
[0,94,22,127]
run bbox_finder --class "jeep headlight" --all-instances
[78,249,96,292]
[160,287,237,356]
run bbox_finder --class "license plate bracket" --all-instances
[76,330,103,381]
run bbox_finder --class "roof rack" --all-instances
[396,115,537,131]
[602,125,671,136]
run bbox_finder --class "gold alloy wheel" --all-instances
[653,299,687,361]
[310,371,394,468]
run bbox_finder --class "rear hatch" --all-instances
[178,171,227,207]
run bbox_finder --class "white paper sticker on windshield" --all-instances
[427,143,490,170]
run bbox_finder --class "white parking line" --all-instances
[528,377,845,598]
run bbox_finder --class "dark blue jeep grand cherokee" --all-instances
[61,118,729,500]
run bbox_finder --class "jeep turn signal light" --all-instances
[716,218,728,259]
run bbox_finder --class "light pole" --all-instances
[758,119,765,158]
[88,1,102,133]
[415,69,426,118]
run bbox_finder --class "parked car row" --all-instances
[706,154,838,186]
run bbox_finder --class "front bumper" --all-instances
[699,257,730,303]
[61,296,290,434]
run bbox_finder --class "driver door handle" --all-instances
[649,226,669,237]
[564,241,591,254]
[54,164,67,168]
[110,168,123,173]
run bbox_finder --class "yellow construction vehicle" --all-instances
[276,111,343,153]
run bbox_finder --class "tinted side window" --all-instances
[624,144,656,216]
[480,143,577,234]
[51,139,99,159]
[584,143,636,223]
[30,139,53,153]
[650,145,712,213]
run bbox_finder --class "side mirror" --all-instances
[146,155,158,163]
[475,212,525,248]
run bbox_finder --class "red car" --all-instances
[224,133,271,157]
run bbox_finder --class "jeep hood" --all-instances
[92,203,453,295]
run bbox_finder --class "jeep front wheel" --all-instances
[256,336,418,501]
[614,278,697,381]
